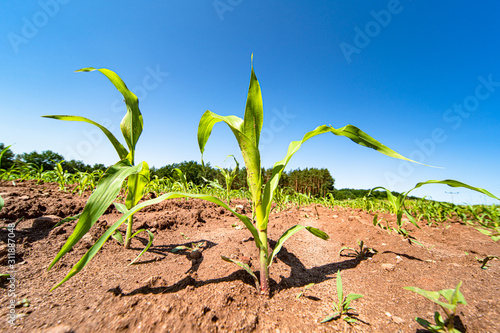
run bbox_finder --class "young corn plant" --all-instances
[44,68,154,290]
[339,240,377,260]
[404,282,467,333]
[197,57,426,295]
[370,180,500,238]
[215,155,240,204]
[295,282,315,299]
[475,255,499,269]
[321,270,363,323]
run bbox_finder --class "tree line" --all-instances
[4,144,406,199]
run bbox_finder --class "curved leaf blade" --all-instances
[76,67,143,157]
[221,255,259,290]
[47,160,143,270]
[267,224,329,267]
[50,191,262,290]
[336,270,343,304]
[197,110,262,201]
[409,179,500,201]
[125,161,150,208]
[345,294,364,304]
[261,124,424,228]
[128,229,154,265]
[243,57,263,148]
[41,115,128,160]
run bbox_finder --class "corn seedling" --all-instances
[172,241,206,260]
[172,242,205,253]
[404,281,466,333]
[475,255,499,269]
[339,240,377,260]
[476,227,500,242]
[370,180,500,239]
[295,282,315,299]
[44,68,154,290]
[196,58,432,295]
[321,270,363,323]
[215,155,240,204]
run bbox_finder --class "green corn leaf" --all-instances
[267,225,329,267]
[407,179,500,201]
[404,285,458,311]
[415,317,436,330]
[76,68,143,158]
[113,202,128,214]
[345,293,364,305]
[41,115,128,160]
[128,229,154,265]
[221,255,259,290]
[370,186,400,211]
[47,160,143,270]
[0,195,4,212]
[434,311,445,327]
[173,168,189,191]
[336,270,343,305]
[125,162,150,208]
[171,245,191,253]
[261,124,423,229]
[52,213,82,228]
[440,281,466,305]
[243,56,263,149]
[50,191,262,290]
[198,110,262,201]
[320,315,337,323]
[404,286,441,302]
[112,230,124,244]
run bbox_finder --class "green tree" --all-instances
[17,150,64,171]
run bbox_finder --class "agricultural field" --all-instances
[1,172,499,332]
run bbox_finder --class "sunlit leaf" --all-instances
[267,225,329,267]
[41,115,128,160]
[76,68,143,157]
[47,160,143,270]
[221,255,259,290]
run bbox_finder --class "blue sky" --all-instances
[1,1,499,204]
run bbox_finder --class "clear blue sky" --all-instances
[1,1,499,204]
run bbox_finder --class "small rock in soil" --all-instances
[188,250,202,260]
[32,215,61,229]
[381,263,395,271]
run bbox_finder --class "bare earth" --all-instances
[0,180,499,332]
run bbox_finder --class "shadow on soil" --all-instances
[117,240,369,298]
